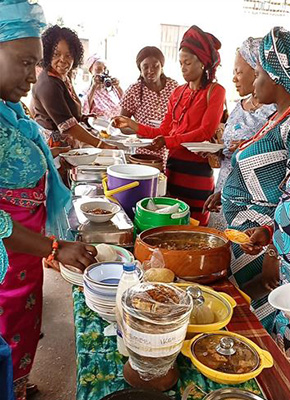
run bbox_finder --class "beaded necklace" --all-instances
[238,106,290,151]
[172,83,200,125]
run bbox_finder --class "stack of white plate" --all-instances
[59,263,84,286]
[83,261,143,323]
[60,245,134,287]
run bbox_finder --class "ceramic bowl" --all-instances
[268,283,290,319]
[59,148,102,167]
[84,261,143,288]
[80,201,121,223]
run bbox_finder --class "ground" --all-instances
[30,268,76,400]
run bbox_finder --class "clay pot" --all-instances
[134,226,231,284]
[128,154,163,172]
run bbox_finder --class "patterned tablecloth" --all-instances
[72,279,290,400]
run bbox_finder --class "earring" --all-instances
[201,65,205,70]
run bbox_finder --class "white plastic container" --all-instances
[116,262,140,356]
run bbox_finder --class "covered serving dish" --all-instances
[203,388,265,400]
[182,331,273,385]
[134,226,231,283]
[174,283,236,333]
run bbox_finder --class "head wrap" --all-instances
[260,27,290,94]
[239,37,262,70]
[136,46,165,70]
[0,0,46,43]
[86,53,106,72]
[179,25,221,80]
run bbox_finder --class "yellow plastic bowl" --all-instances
[181,331,273,385]
[174,283,236,333]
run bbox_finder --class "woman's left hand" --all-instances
[144,135,165,151]
[81,113,97,124]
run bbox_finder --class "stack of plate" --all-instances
[59,264,84,286]
[83,261,143,323]
[60,245,134,287]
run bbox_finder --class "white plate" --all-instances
[182,142,224,153]
[122,138,153,148]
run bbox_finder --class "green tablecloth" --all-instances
[73,286,264,400]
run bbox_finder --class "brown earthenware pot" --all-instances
[128,154,163,172]
[134,225,231,283]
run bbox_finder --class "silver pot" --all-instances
[203,388,264,400]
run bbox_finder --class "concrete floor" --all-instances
[30,268,76,400]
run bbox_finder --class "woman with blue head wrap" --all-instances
[0,1,97,398]
[237,27,290,358]
[205,37,276,231]
[218,26,290,334]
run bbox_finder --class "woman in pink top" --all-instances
[82,54,123,120]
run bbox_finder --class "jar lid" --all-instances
[191,333,260,374]
[203,388,264,400]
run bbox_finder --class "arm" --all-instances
[164,85,226,148]
[35,77,105,148]
[3,218,97,271]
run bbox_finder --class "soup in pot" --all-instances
[143,231,225,251]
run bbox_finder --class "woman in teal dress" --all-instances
[222,27,290,333]
[0,1,97,398]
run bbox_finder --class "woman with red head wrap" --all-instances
[114,26,226,225]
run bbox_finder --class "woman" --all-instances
[120,46,178,171]
[206,37,276,231]
[0,2,97,398]
[114,26,226,225]
[220,27,290,332]
[31,25,112,149]
[82,54,123,119]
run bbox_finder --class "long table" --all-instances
[72,280,290,400]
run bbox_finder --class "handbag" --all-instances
[206,83,228,168]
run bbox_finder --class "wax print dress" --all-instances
[121,78,178,172]
[272,190,290,358]
[222,112,290,333]
[209,100,276,231]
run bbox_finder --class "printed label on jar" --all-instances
[122,322,188,357]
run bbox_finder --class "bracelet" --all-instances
[47,235,59,262]
[263,225,274,244]
[265,245,280,259]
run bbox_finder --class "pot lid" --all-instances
[191,333,260,375]
[203,388,264,400]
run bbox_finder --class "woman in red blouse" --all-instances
[113,26,226,225]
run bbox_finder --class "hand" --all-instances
[50,146,71,158]
[229,140,243,153]
[240,226,271,255]
[111,78,120,87]
[56,241,97,272]
[202,192,221,213]
[81,113,97,124]
[112,116,137,132]
[92,74,102,88]
[144,135,166,151]
[261,249,280,291]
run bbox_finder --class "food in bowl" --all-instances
[192,334,259,374]
[100,129,110,138]
[69,151,90,156]
[80,201,121,223]
[95,244,118,262]
[144,231,224,251]
[87,208,112,215]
